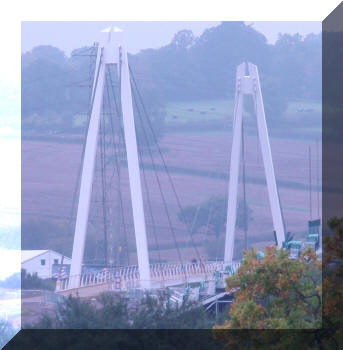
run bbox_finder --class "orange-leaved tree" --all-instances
[214,217,343,349]
[215,246,322,331]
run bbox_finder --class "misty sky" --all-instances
[21,21,321,56]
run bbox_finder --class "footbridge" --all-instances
[56,260,241,298]
[61,27,286,299]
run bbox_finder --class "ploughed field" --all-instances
[22,130,321,263]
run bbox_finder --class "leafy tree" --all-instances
[215,246,321,331]
[94,292,131,329]
[179,196,253,238]
[170,30,196,50]
[22,44,166,139]
[131,291,212,329]
[21,269,56,291]
[210,216,343,349]
[22,45,67,69]
[33,295,100,329]
[271,33,321,101]
[29,291,213,330]
[258,74,289,124]
[21,23,321,139]
[18,292,220,349]
[21,219,72,257]
[21,59,70,129]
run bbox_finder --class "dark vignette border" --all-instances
[9,4,343,348]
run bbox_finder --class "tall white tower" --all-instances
[224,62,286,262]
[69,27,151,289]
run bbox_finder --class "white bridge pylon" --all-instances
[69,27,151,289]
[224,62,286,262]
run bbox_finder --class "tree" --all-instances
[169,30,196,50]
[21,269,56,291]
[131,291,212,329]
[21,219,72,257]
[33,294,100,329]
[215,246,321,331]
[22,45,66,68]
[179,195,253,238]
[211,216,343,349]
[21,23,321,139]
[29,291,213,330]
[258,74,289,124]
[21,44,166,138]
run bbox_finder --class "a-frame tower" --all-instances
[69,27,151,289]
[224,62,286,262]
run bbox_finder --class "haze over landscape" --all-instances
[21,21,321,55]
[20,21,321,265]
[6,15,343,348]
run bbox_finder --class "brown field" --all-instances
[22,130,322,262]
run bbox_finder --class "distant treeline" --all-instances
[22,22,321,136]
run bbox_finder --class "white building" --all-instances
[21,250,71,279]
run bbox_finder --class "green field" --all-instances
[165,99,321,140]
[165,99,321,124]
[165,99,234,124]
[282,100,322,121]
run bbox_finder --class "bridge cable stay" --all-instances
[253,90,287,237]
[62,46,124,269]
[109,65,180,271]
[99,105,109,266]
[130,91,166,283]
[107,77,132,266]
[128,65,203,270]
[189,168,215,239]
[23,47,99,114]
[85,52,131,268]
[179,169,221,275]
[89,68,129,267]
[91,69,132,268]
[189,197,204,238]
[241,109,248,252]
[89,79,117,266]
[105,70,131,266]
[130,90,164,262]
[90,119,105,265]
[130,83,186,282]
[309,145,312,221]
[71,46,97,57]
[181,167,217,276]
[205,192,217,261]
[108,65,188,283]
[60,45,98,274]
[129,67,209,283]
[213,172,226,262]
[199,168,234,271]
[185,167,222,263]
[100,79,121,267]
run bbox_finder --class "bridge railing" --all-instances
[56,261,241,292]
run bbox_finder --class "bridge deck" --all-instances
[56,261,241,298]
